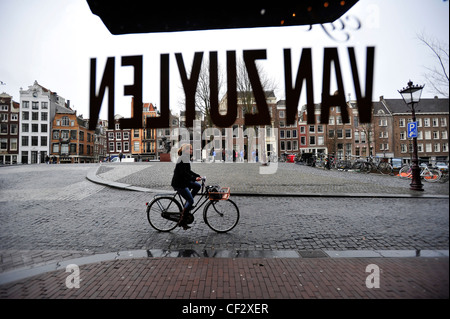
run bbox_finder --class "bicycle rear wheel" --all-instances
[203,199,239,233]
[147,196,182,232]
[361,162,372,174]
[378,162,393,175]
[398,165,412,179]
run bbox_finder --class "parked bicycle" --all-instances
[398,163,441,182]
[361,156,393,175]
[146,177,240,233]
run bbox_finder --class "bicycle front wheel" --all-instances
[423,169,441,183]
[147,196,182,232]
[378,162,393,175]
[203,199,240,233]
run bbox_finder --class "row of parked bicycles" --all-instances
[293,152,449,183]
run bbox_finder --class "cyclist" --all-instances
[171,144,202,230]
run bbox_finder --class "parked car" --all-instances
[391,158,402,170]
[435,162,448,171]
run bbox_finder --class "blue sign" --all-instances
[407,122,418,138]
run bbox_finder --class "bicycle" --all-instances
[146,177,240,233]
[361,156,393,175]
[398,164,441,182]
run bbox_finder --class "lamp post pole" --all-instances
[398,81,424,191]
[409,103,423,191]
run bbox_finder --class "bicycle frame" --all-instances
[152,180,211,216]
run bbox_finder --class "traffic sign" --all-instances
[407,122,418,138]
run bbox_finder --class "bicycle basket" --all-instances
[207,186,230,200]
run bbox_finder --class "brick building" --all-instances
[106,114,132,161]
[0,92,19,165]
[375,96,449,165]
[50,107,96,163]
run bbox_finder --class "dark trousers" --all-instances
[175,181,201,211]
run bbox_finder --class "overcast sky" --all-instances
[0,0,448,119]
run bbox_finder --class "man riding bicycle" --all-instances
[171,144,202,230]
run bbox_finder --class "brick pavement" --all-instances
[0,255,448,302]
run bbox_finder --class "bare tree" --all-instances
[178,56,278,127]
[417,32,449,97]
[195,59,224,127]
[236,58,278,115]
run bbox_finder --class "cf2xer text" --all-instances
[227,304,268,314]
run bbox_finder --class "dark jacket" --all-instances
[171,157,200,189]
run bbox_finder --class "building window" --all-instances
[124,142,129,152]
[109,142,114,152]
[22,101,29,109]
[62,116,70,126]
[401,144,407,153]
[41,112,48,121]
[10,138,17,151]
[0,138,7,150]
[433,131,440,139]
[424,118,430,127]
[300,136,306,146]
[32,101,39,110]
[0,123,7,134]
[53,143,59,153]
[41,102,48,109]
[32,112,39,120]
[22,136,29,146]
[345,129,352,138]
[41,136,47,146]
[22,111,29,120]
[378,119,387,126]
[31,136,38,146]
[318,136,324,145]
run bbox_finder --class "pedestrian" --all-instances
[45,155,49,164]
[171,144,202,230]
[119,152,123,162]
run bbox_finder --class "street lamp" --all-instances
[398,80,425,191]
